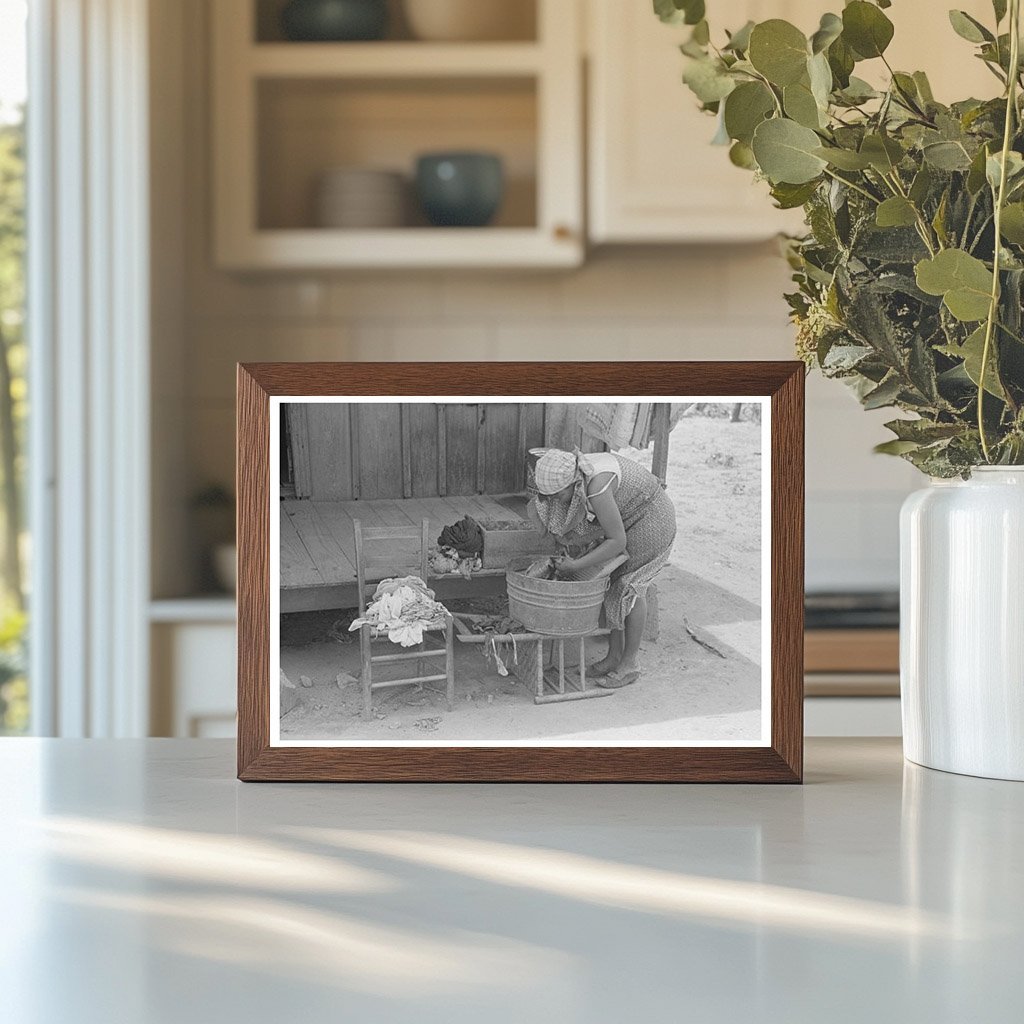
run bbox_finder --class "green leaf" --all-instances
[892,72,924,111]
[682,57,736,104]
[842,1,895,59]
[724,20,755,53]
[885,418,963,443]
[751,118,828,184]
[967,144,991,194]
[814,146,872,170]
[948,10,994,44]
[875,438,922,455]
[827,36,856,88]
[723,81,775,144]
[860,133,904,173]
[748,20,809,86]
[913,71,935,104]
[993,0,1008,24]
[876,197,918,228]
[729,140,757,170]
[771,180,820,209]
[807,51,833,109]
[915,249,994,322]
[986,150,1024,191]
[810,12,843,54]
[784,80,825,129]
[837,76,879,104]
[653,0,705,26]
[923,140,973,171]
[932,190,950,247]
[1000,203,1024,244]
[939,325,1006,398]
[862,374,903,409]
[909,164,933,205]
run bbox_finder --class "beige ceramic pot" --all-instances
[403,0,535,41]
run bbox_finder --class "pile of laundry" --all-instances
[349,576,449,647]
[428,547,482,578]
[429,514,484,578]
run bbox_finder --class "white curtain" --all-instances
[28,0,150,736]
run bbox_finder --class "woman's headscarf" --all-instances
[530,449,591,538]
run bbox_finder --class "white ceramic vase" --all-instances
[900,467,1024,781]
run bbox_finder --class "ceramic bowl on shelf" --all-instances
[280,0,389,42]
[414,152,504,227]
[315,167,407,229]
[403,0,535,42]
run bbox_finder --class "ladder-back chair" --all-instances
[353,517,455,719]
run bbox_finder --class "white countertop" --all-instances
[1,738,1020,1023]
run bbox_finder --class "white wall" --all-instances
[156,0,920,599]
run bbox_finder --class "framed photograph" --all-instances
[237,362,804,782]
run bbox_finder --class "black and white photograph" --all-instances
[270,398,770,747]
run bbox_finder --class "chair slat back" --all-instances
[353,518,431,615]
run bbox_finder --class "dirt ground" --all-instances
[280,411,764,743]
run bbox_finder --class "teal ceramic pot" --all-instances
[281,0,388,41]
[415,152,505,227]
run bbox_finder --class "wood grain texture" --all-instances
[237,365,271,779]
[237,362,805,783]
[804,629,899,674]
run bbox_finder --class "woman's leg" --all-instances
[590,628,623,676]
[617,593,647,673]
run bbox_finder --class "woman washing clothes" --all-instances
[529,448,677,688]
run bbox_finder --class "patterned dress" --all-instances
[563,454,677,629]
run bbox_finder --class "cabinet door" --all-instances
[588,0,812,242]
[588,0,994,244]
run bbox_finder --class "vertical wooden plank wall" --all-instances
[444,404,480,496]
[295,402,552,499]
[482,404,521,494]
[356,405,403,499]
[300,403,352,500]
[406,404,440,498]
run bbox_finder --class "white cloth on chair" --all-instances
[350,576,448,647]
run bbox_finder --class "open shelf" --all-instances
[257,77,537,232]
[254,0,538,44]
[213,0,582,268]
[219,227,579,269]
[248,41,544,77]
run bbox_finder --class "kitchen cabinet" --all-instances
[586,0,998,244]
[211,0,583,269]
[150,601,237,737]
[587,0,813,243]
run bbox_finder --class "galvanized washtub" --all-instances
[506,554,628,636]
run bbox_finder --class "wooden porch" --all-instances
[280,494,526,613]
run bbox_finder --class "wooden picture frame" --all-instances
[237,362,804,782]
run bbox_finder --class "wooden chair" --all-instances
[353,518,455,719]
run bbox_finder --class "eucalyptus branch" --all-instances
[969,213,994,253]
[749,68,784,117]
[665,1,1024,473]
[978,0,1021,462]
[962,191,980,249]
[884,171,939,254]
[822,167,881,205]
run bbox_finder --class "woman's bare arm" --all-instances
[561,476,626,573]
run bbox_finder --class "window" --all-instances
[0,0,28,734]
